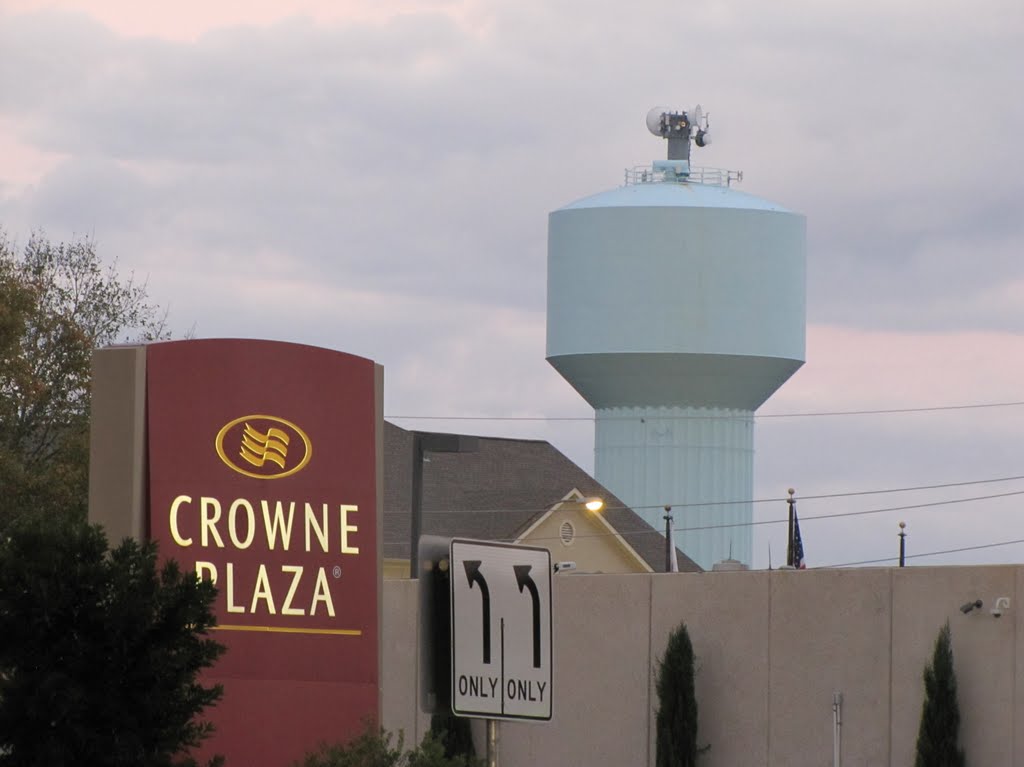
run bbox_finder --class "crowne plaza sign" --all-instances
[89,339,383,767]
[146,341,378,640]
[164,412,358,625]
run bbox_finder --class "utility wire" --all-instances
[506,488,1024,549]
[762,401,1024,418]
[821,537,1024,568]
[519,525,1024,567]
[387,399,1024,422]
[412,486,1024,566]
[618,474,1024,513]
[416,473,1024,517]
[524,515,1024,568]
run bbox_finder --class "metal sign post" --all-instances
[486,719,499,767]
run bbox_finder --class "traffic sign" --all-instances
[449,539,552,721]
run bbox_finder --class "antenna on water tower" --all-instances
[646,105,712,164]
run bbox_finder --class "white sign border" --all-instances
[449,538,553,722]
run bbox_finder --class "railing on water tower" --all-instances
[624,164,743,188]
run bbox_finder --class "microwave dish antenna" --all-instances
[646,105,712,161]
[646,106,670,136]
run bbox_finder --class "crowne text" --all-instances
[168,495,359,554]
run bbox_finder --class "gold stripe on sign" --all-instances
[214,624,362,636]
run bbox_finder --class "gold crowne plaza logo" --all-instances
[215,415,312,479]
[241,423,289,469]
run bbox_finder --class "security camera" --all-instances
[554,561,577,573]
[960,599,982,614]
[992,597,1011,618]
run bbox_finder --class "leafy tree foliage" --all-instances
[0,514,224,766]
[0,231,169,526]
[915,622,966,767]
[655,622,702,767]
[296,726,480,767]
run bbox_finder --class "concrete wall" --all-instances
[383,566,1021,766]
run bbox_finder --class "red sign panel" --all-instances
[146,339,380,766]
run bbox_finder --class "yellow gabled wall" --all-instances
[518,497,652,574]
[384,493,653,579]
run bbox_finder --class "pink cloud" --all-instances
[767,324,1024,414]
[4,0,467,41]
[0,118,67,194]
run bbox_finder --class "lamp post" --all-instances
[409,431,478,579]
[664,505,678,573]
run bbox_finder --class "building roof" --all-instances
[383,421,700,573]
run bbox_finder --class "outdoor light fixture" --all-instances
[584,497,604,512]
[960,599,983,614]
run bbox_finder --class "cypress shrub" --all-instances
[914,622,966,767]
[655,622,700,767]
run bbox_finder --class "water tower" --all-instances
[546,106,805,569]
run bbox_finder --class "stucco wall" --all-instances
[650,570,771,766]
[383,566,1020,766]
[890,566,1017,767]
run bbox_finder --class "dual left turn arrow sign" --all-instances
[449,539,553,721]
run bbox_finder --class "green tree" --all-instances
[0,514,224,766]
[915,622,966,767]
[296,726,480,767]
[0,231,169,527]
[655,622,702,767]
[296,727,404,767]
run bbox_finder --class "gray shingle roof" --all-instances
[383,421,700,573]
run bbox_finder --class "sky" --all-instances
[2,0,1023,570]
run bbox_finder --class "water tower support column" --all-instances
[595,405,754,570]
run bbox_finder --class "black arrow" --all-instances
[514,565,542,668]
[464,560,491,663]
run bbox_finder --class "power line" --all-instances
[416,473,1024,517]
[821,537,1024,568]
[796,489,1024,524]
[386,399,1024,423]
[630,474,1024,512]
[761,401,1024,419]
[524,515,1024,569]
[698,488,1024,532]
[481,487,1024,561]
[407,483,1024,566]
[513,487,1024,548]
[512,521,1024,568]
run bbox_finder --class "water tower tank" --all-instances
[546,107,805,569]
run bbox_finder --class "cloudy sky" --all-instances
[2,0,1023,569]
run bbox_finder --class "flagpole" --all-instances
[786,488,795,567]
[898,521,907,567]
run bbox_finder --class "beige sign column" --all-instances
[88,345,147,542]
